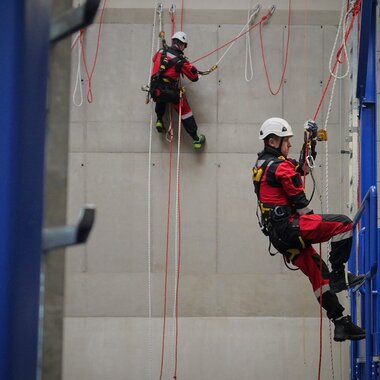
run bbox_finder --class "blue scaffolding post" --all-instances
[0,0,50,379]
[350,0,379,378]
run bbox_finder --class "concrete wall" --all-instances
[63,1,353,379]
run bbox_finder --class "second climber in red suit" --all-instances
[252,117,366,341]
[150,31,205,150]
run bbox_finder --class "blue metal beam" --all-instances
[0,0,50,378]
[358,0,377,197]
[351,0,378,378]
[356,0,378,101]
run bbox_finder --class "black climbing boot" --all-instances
[193,134,206,149]
[333,316,365,342]
[156,119,165,133]
[330,270,366,294]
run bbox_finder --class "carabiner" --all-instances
[264,5,276,24]
[156,3,163,14]
[248,4,261,25]
[169,4,176,15]
[306,155,315,169]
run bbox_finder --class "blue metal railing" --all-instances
[350,186,378,379]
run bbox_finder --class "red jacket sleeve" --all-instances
[180,60,199,82]
[275,160,310,210]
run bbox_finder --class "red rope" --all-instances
[173,134,182,380]
[313,0,361,121]
[159,110,174,380]
[317,244,323,380]
[259,0,292,96]
[79,0,107,103]
[159,13,178,378]
[191,16,264,65]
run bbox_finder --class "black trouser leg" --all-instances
[181,115,199,140]
[317,291,344,320]
[329,237,352,272]
[155,102,166,121]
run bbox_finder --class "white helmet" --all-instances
[259,117,294,140]
[172,31,188,46]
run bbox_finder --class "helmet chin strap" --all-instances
[279,137,284,155]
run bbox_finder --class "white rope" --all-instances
[147,104,154,380]
[245,2,255,82]
[147,5,162,380]
[169,93,183,379]
[215,10,259,67]
[146,5,159,88]
[72,33,84,107]
[245,3,261,82]
[328,0,353,80]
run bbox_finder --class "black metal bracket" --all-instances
[50,0,101,43]
[42,205,96,251]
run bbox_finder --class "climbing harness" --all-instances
[253,155,306,262]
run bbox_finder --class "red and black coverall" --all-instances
[151,45,199,139]
[253,146,353,319]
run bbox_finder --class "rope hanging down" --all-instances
[245,3,261,82]
[154,8,183,380]
[259,1,291,95]
[71,0,108,104]
[300,3,362,378]
[313,0,361,121]
[191,3,292,97]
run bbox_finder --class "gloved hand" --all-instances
[304,120,318,139]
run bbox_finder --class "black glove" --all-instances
[304,120,318,139]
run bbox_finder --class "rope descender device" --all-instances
[317,129,328,142]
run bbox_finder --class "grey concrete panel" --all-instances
[63,317,349,380]
[75,24,153,123]
[180,24,219,124]
[83,153,148,272]
[101,8,341,26]
[69,122,85,153]
[217,123,263,153]
[83,121,217,154]
[66,153,87,273]
[65,272,319,318]
[155,153,218,274]
[217,24,283,124]
[103,0,341,12]
[180,273,319,317]
[284,26,324,123]
[65,273,150,317]
[217,153,283,274]
[80,152,216,273]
